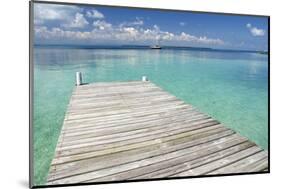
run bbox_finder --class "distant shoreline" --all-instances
[34,44,268,54]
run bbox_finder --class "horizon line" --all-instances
[33,44,268,53]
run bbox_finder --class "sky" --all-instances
[33,3,268,51]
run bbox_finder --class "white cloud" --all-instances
[115,27,140,41]
[34,4,226,47]
[153,25,160,31]
[34,4,80,24]
[35,26,92,40]
[179,32,196,41]
[246,23,265,37]
[35,20,224,46]
[119,18,144,27]
[179,22,185,26]
[93,20,112,30]
[86,9,104,19]
[177,32,224,45]
[131,19,144,26]
[198,36,224,45]
[63,13,89,28]
[250,27,265,36]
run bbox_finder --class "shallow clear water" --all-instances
[33,47,268,185]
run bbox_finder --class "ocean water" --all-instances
[33,47,268,185]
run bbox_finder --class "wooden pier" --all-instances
[47,79,268,185]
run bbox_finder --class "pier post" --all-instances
[142,76,148,82]
[76,72,82,86]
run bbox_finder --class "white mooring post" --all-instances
[76,72,82,86]
[142,76,148,82]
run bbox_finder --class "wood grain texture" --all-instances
[47,81,268,185]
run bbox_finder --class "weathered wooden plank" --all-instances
[131,141,255,179]
[48,129,235,179]
[72,90,166,100]
[63,105,194,128]
[59,114,209,144]
[49,133,246,184]
[207,151,268,174]
[70,91,170,103]
[69,94,179,109]
[62,111,205,137]
[61,108,201,134]
[171,146,263,177]
[61,109,206,135]
[47,81,268,185]
[52,126,229,165]
[86,136,251,182]
[64,103,189,124]
[72,86,160,97]
[65,100,187,121]
[60,119,217,152]
[63,107,195,132]
[55,122,223,157]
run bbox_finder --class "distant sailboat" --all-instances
[150,45,161,49]
[150,38,161,49]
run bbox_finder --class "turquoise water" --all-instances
[33,47,268,185]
